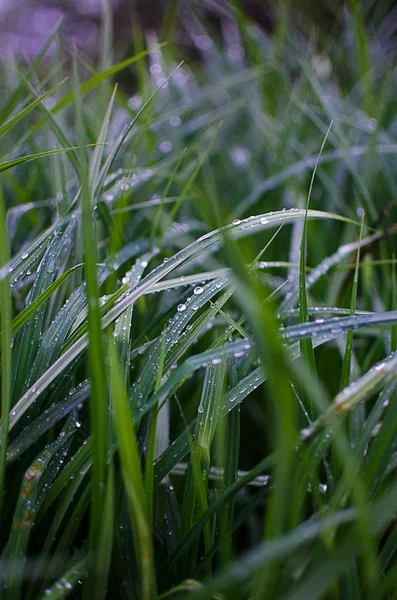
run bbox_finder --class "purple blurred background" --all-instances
[0,0,396,64]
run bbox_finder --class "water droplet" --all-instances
[194,286,204,295]
[159,141,172,154]
[170,116,181,127]
[230,146,250,167]
[195,34,212,50]
[128,94,142,110]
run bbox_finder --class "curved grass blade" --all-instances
[0,145,100,174]
[0,78,67,139]
[38,555,86,600]
[6,380,90,464]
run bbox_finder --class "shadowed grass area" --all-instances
[1,2,397,599]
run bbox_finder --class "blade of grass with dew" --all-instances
[131,278,232,410]
[73,57,109,599]
[44,484,91,590]
[0,209,74,285]
[144,327,167,535]
[36,555,86,600]
[153,420,196,487]
[110,343,156,599]
[38,440,92,518]
[340,212,365,448]
[6,380,90,464]
[10,219,77,403]
[299,122,333,418]
[179,360,227,578]
[25,461,91,598]
[218,360,240,568]
[1,264,82,342]
[88,83,118,188]
[364,387,397,498]
[1,420,76,598]
[279,228,390,315]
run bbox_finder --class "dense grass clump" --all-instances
[1,1,397,598]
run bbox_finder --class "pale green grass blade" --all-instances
[37,555,86,600]
[0,146,94,174]
[88,84,117,188]
[0,78,67,139]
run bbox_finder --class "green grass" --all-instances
[1,2,397,598]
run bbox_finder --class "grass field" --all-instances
[1,1,397,598]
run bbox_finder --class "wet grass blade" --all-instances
[73,58,109,598]
[299,122,333,416]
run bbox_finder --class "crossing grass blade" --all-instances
[0,146,98,174]
[299,122,333,417]
[0,79,67,139]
